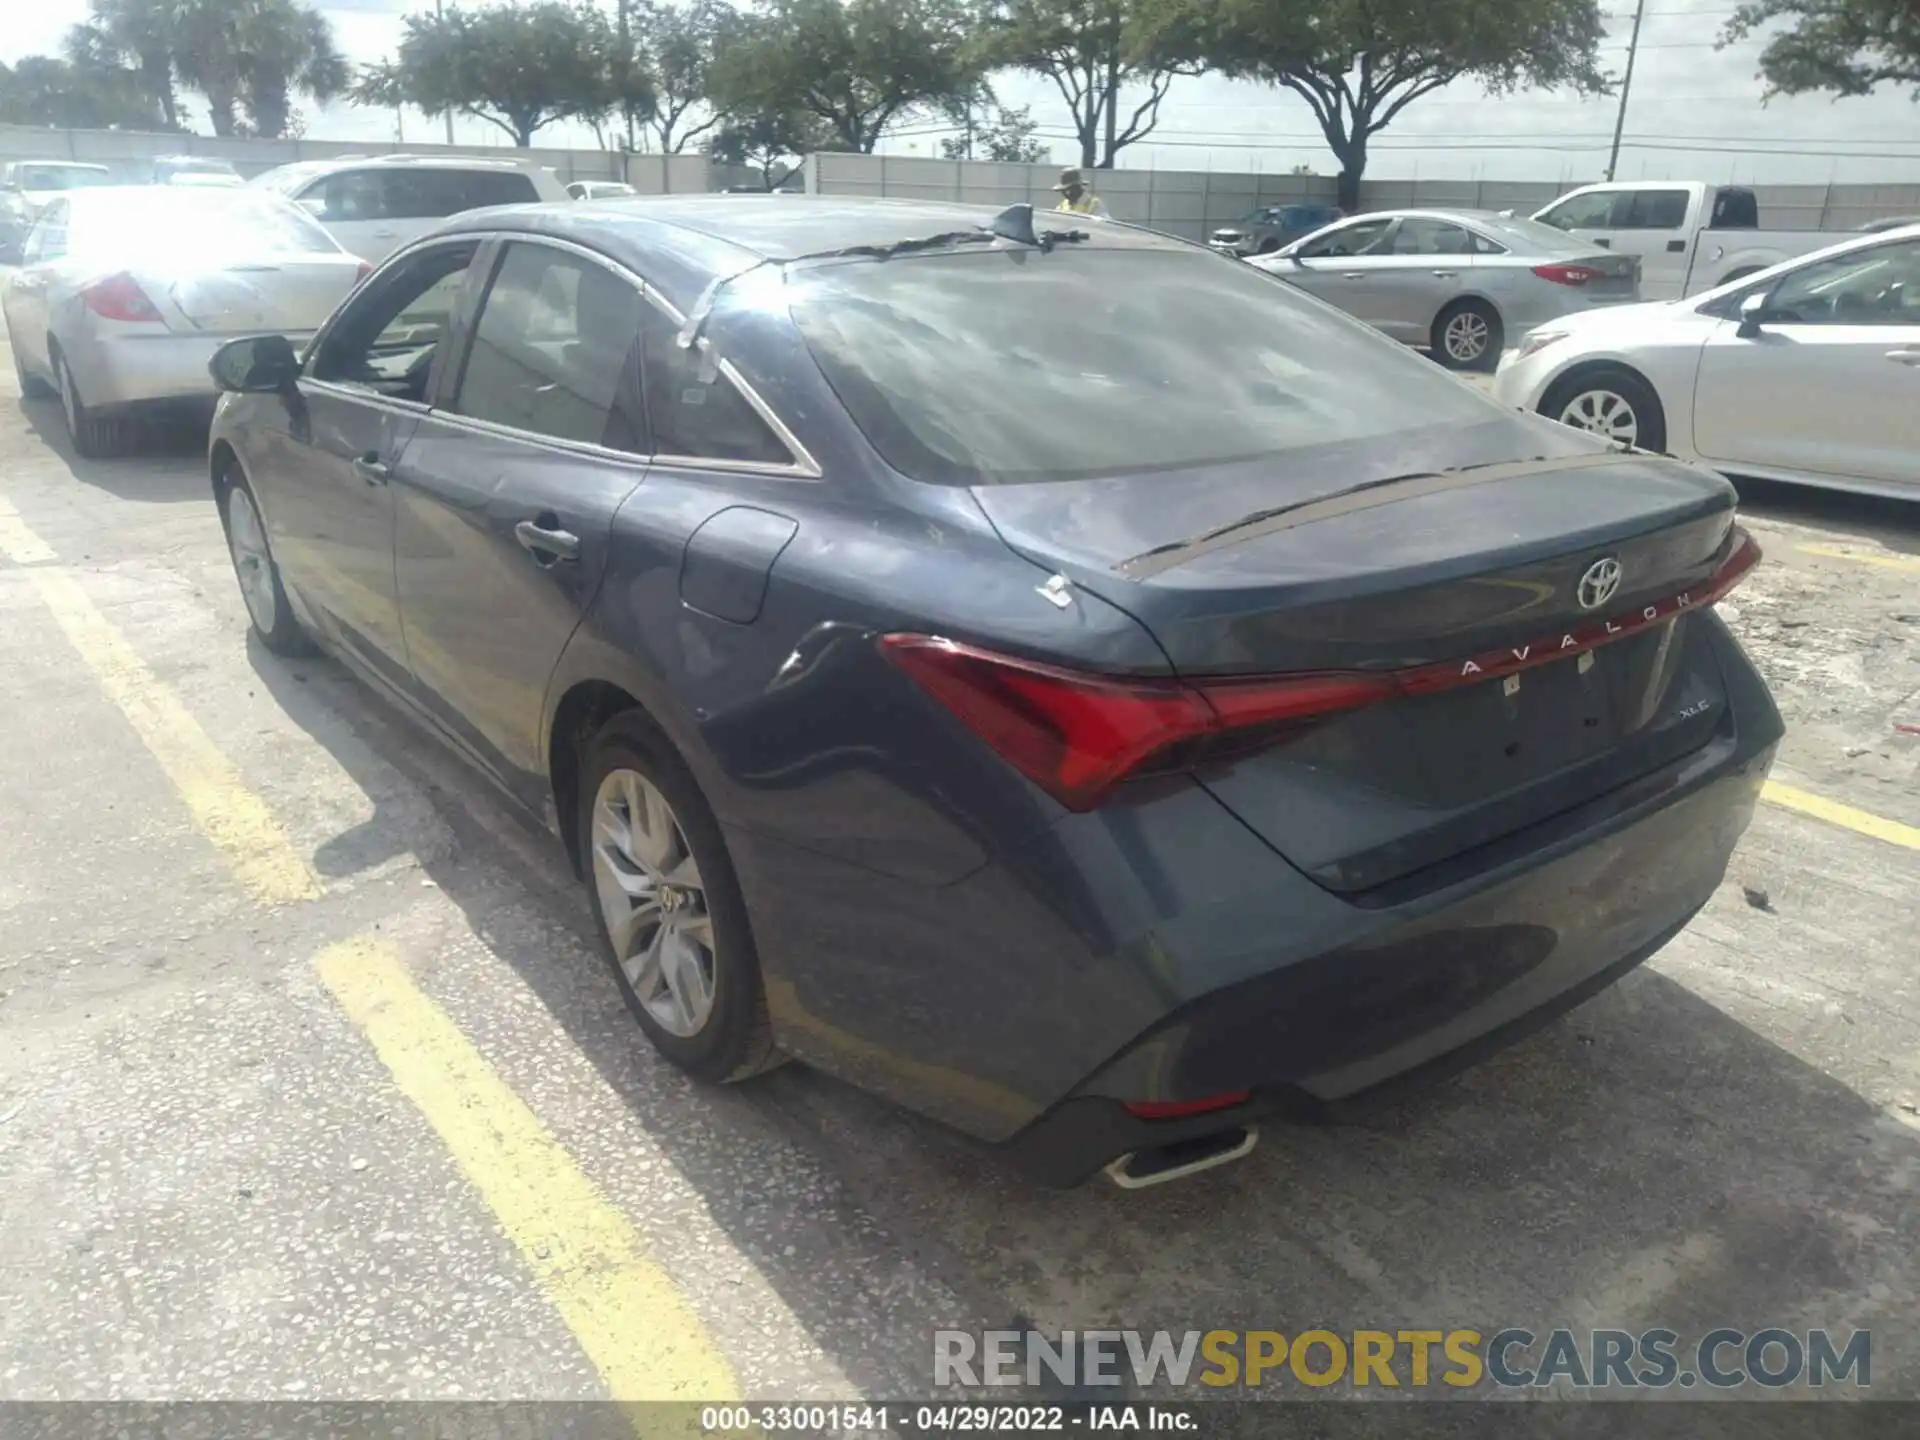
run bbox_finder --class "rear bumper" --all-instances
[730,617,1781,1185]
[62,328,315,410]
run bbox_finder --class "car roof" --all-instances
[423,193,1192,313]
[8,160,111,173]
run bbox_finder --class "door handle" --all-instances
[1884,348,1920,366]
[1667,239,1688,253]
[1431,269,1459,278]
[515,518,581,564]
[1341,271,1366,280]
[352,452,390,484]
[372,229,397,239]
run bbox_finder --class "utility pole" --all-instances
[437,0,454,145]
[1606,0,1647,182]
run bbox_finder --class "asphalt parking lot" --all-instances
[1,320,1917,1411]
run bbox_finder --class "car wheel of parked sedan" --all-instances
[220,467,317,657]
[17,356,56,400]
[53,348,123,458]
[1543,367,1668,454]
[581,714,780,1084]
[1433,299,1502,372]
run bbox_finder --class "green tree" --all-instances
[1721,0,1920,98]
[353,1,629,147]
[0,53,162,129]
[1139,0,1611,210]
[633,0,732,153]
[710,106,829,187]
[708,0,980,153]
[978,0,1199,169]
[67,0,184,130]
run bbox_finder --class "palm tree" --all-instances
[68,0,184,130]
[174,0,346,138]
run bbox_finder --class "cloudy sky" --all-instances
[7,0,1920,182]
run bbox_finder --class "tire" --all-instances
[1719,267,1763,287]
[1255,237,1280,255]
[579,711,780,1084]
[18,362,55,400]
[1540,366,1668,454]
[53,346,123,458]
[1432,299,1503,372]
[219,464,317,657]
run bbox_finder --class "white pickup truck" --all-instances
[1525,181,1837,302]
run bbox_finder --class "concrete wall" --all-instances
[0,125,713,191]
[805,152,1920,239]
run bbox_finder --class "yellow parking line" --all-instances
[1764,781,1920,852]
[317,936,740,1412]
[1798,543,1920,574]
[0,500,57,565]
[1,500,321,904]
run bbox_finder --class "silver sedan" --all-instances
[1251,209,1640,372]
[2,186,368,457]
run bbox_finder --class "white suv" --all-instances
[247,154,568,262]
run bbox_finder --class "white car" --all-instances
[1495,224,1920,500]
[2,186,367,457]
[247,154,569,262]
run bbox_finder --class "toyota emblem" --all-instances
[1576,556,1622,611]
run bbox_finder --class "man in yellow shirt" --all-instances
[1053,167,1110,219]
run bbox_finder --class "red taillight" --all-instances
[1125,1090,1251,1120]
[881,529,1761,811]
[1532,263,1605,287]
[354,261,374,285]
[80,272,163,323]
[878,636,1217,811]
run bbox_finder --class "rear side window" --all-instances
[1388,219,1475,255]
[637,305,792,465]
[451,242,648,449]
[460,171,539,208]
[788,247,1493,486]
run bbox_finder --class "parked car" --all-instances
[1495,224,1920,501]
[1529,181,1836,301]
[0,161,113,260]
[568,180,638,200]
[204,195,1778,1188]
[2,186,368,457]
[151,156,245,187]
[1208,202,1344,257]
[248,154,570,262]
[1253,209,1640,371]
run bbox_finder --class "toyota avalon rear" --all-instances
[776,233,1781,1186]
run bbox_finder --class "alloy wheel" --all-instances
[1558,389,1639,447]
[225,486,279,635]
[1444,310,1491,363]
[591,767,716,1038]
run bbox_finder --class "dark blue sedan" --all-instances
[206,195,1781,1188]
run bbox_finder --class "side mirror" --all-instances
[209,334,300,393]
[1736,291,1769,339]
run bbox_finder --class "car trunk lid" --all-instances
[162,257,363,334]
[971,416,1748,896]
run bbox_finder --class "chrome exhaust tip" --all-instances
[1103,1124,1259,1190]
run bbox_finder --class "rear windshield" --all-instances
[71,190,339,260]
[787,247,1494,485]
[16,165,111,192]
